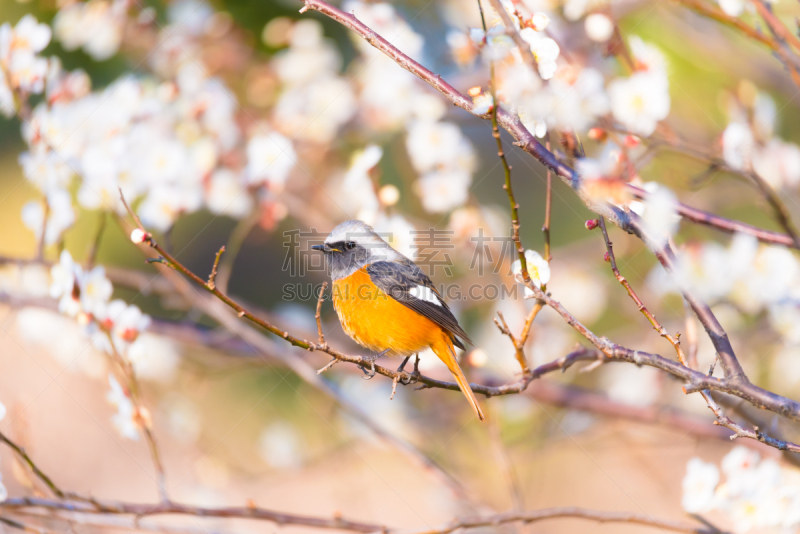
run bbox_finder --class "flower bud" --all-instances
[130,228,150,244]
[604,251,611,262]
[588,127,607,141]
[530,12,550,31]
[585,219,600,230]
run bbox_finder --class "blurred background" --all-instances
[2,0,800,531]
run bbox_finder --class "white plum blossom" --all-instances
[585,13,614,42]
[682,458,720,513]
[447,30,479,67]
[753,139,800,189]
[718,0,745,16]
[107,374,140,440]
[207,169,253,218]
[21,188,76,246]
[659,232,799,312]
[406,120,475,212]
[414,169,471,213]
[270,19,356,143]
[341,144,382,222]
[512,250,550,296]
[94,299,152,354]
[628,183,679,246]
[680,447,800,532]
[608,71,670,136]
[137,183,203,232]
[722,122,754,171]
[629,36,668,77]
[519,68,609,133]
[406,121,472,173]
[519,27,560,80]
[54,0,126,60]
[471,91,494,115]
[246,132,296,189]
[79,265,113,318]
[0,74,14,117]
[127,333,181,384]
[0,15,51,58]
[0,15,52,94]
[50,250,82,317]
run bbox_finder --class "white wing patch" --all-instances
[409,285,441,306]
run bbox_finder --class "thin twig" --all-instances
[104,331,168,501]
[398,507,723,534]
[207,246,225,291]
[214,212,258,294]
[1,498,383,533]
[598,217,687,365]
[478,1,531,285]
[86,211,107,268]
[543,140,552,263]
[0,432,67,499]
[315,281,328,346]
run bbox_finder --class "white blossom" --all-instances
[512,249,550,295]
[406,121,475,174]
[54,0,125,60]
[585,13,614,42]
[519,28,560,80]
[127,333,180,383]
[682,458,720,513]
[519,68,609,133]
[50,250,81,316]
[21,188,76,246]
[246,132,296,188]
[608,71,670,136]
[753,139,800,189]
[722,122,754,171]
[206,169,252,218]
[629,183,679,246]
[79,265,113,318]
[718,0,745,16]
[106,374,139,440]
[414,169,471,213]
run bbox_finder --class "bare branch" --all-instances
[207,246,225,291]
[397,507,723,534]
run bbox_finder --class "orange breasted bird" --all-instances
[312,220,485,421]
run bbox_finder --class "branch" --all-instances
[399,507,723,534]
[628,184,797,248]
[116,199,474,503]
[1,498,383,533]
[598,217,687,365]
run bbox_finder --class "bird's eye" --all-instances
[345,241,357,250]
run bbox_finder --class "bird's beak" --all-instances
[312,244,340,253]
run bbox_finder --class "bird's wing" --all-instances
[366,260,472,348]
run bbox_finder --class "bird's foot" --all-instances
[360,349,390,380]
[400,354,421,385]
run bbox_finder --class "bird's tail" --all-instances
[432,334,485,421]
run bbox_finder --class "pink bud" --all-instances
[624,135,640,148]
[585,219,600,230]
[604,251,611,262]
[130,228,150,244]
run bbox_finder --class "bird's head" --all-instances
[312,220,403,280]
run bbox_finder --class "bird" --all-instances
[312,220,485,421]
